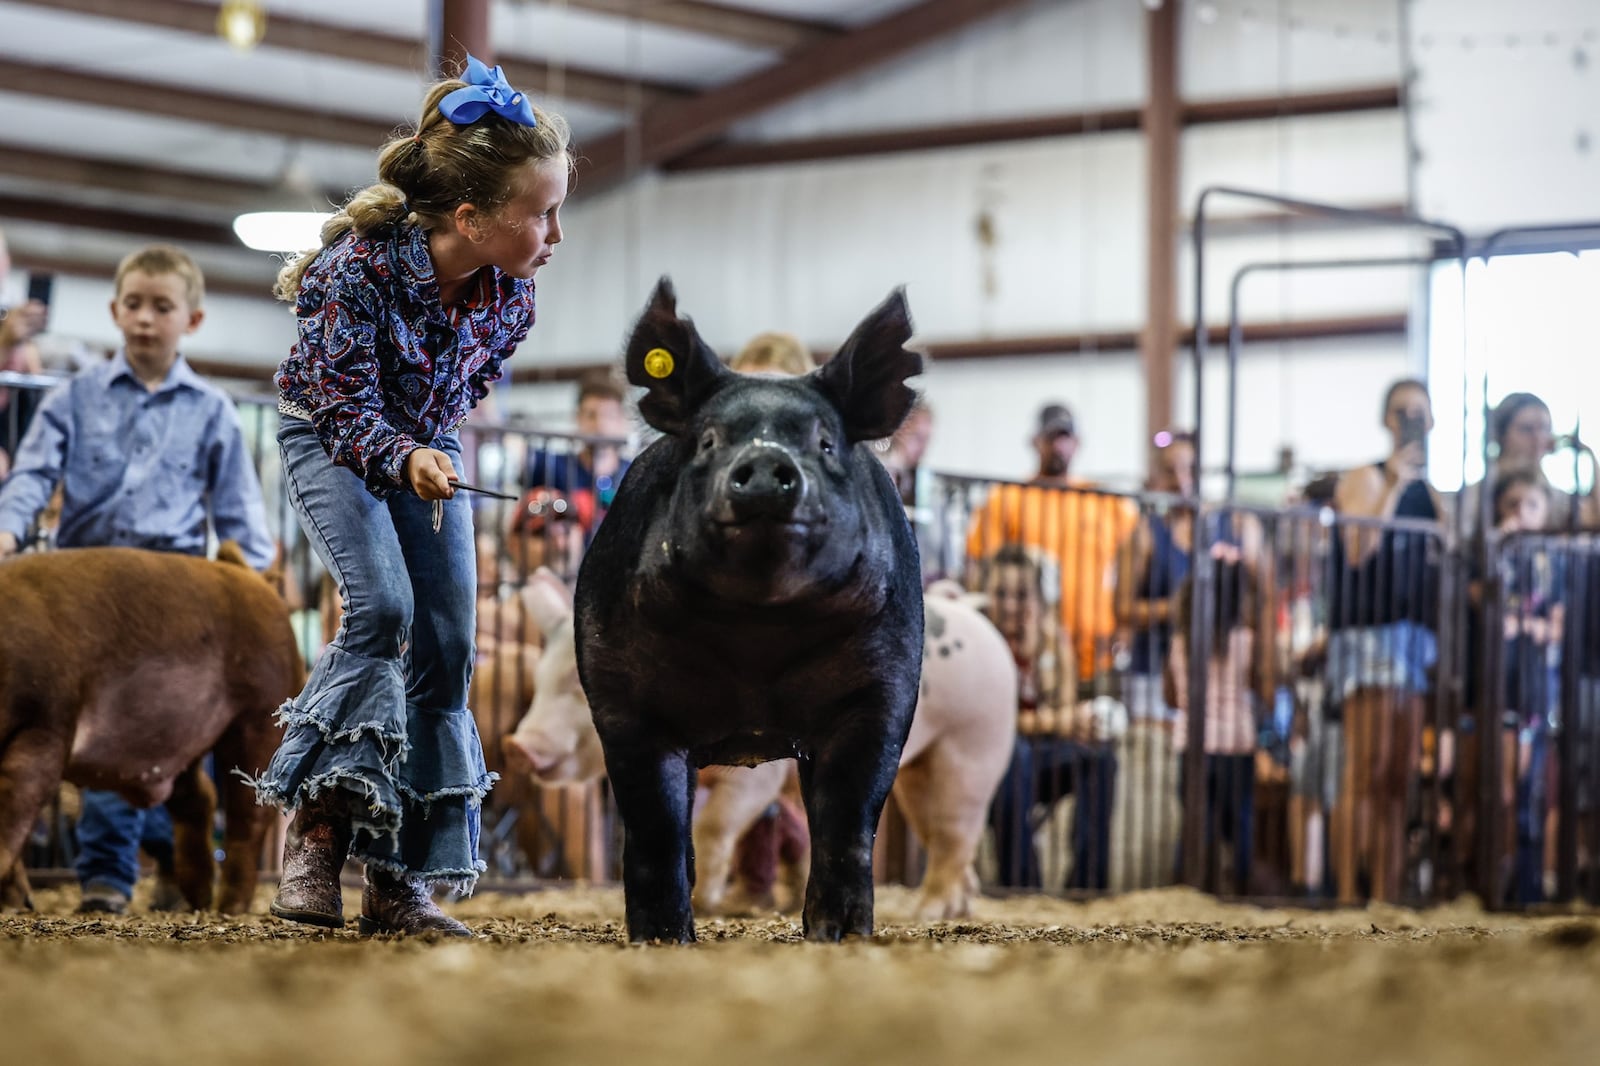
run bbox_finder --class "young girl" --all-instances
[255,57,570,936]
[1492,469,1562,903]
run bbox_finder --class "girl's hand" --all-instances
[405,448,459,501]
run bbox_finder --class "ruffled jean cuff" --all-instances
[248,645,496,892]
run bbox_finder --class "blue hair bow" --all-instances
[438,54,539,128]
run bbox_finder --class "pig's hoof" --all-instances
[627,915,697,944]
[149,872,188,913]
[217,889,257,915]
[803,914,873,942]
[702,886,775,917]
[912,894,971,922]
[804,919,849,942]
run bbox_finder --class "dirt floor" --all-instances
[4,883,1599,1066]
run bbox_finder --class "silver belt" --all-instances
[278,397,313,421]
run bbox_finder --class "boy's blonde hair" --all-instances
[275,73,571,302]
[114,244,205,308]
[730,331,815,376]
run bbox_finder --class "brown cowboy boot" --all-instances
[269,797,352,928]
[358,869,473,937]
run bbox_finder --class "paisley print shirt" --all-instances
[276,222,535,496]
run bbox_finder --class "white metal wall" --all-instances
[14,0,1449,485]
[1410,0,1600,230]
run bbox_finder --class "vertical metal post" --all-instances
[430,0,492,76]
[1142,0,1179,482]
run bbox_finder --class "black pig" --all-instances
[575,279,925,943]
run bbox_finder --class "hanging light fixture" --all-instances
[233,153,333,253]
[217,0,267,52]
[233,211,331,253]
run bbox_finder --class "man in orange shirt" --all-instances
[967,404,1138,686]
[967,403,1137,890]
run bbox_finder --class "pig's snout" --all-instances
[725,443,804,521]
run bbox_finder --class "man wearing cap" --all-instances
[966,401,1137,891]
[968,403,1137,686]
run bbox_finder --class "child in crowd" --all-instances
[982,544,1117,891]
[0,243,274,914]
[1167,547,1265,896]
[1492,469,1563,903]
[728,331,815,376]
[254,57,571,936]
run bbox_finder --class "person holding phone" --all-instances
[1325,379,1444,904]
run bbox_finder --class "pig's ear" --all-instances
[624,277,728,436]
[521,567,574,638]
[814,287,923,443]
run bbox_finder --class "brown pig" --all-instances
[0,545,299,913]
[504,570,1018,920]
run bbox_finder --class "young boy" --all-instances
[0,243,275,914]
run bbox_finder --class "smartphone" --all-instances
[26,272,53,308]
[1399,409,1429,463]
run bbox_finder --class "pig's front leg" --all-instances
[0,730,68,914]
[797,714,907,942]
[167,758,219,911]
[601,737,697,943]
[0,857,34,911]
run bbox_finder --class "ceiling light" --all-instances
[217,0,267,52]
[233,211,332,253]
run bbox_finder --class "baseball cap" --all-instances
[1035,403,1076,439]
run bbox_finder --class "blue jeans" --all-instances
[989,735,1117,891]
[1513,724,1551,905]
[251,420,493,888]
[74,792,175,897]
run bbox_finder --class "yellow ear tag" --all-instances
[643,347,675,379]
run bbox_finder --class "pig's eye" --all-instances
[819,437,835,455]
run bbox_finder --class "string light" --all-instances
[1175,0,1597,53]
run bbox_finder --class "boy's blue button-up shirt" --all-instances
[0,351,275,568]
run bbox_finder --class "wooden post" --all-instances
[431,0,491,76]
[1141,0,1180,471]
